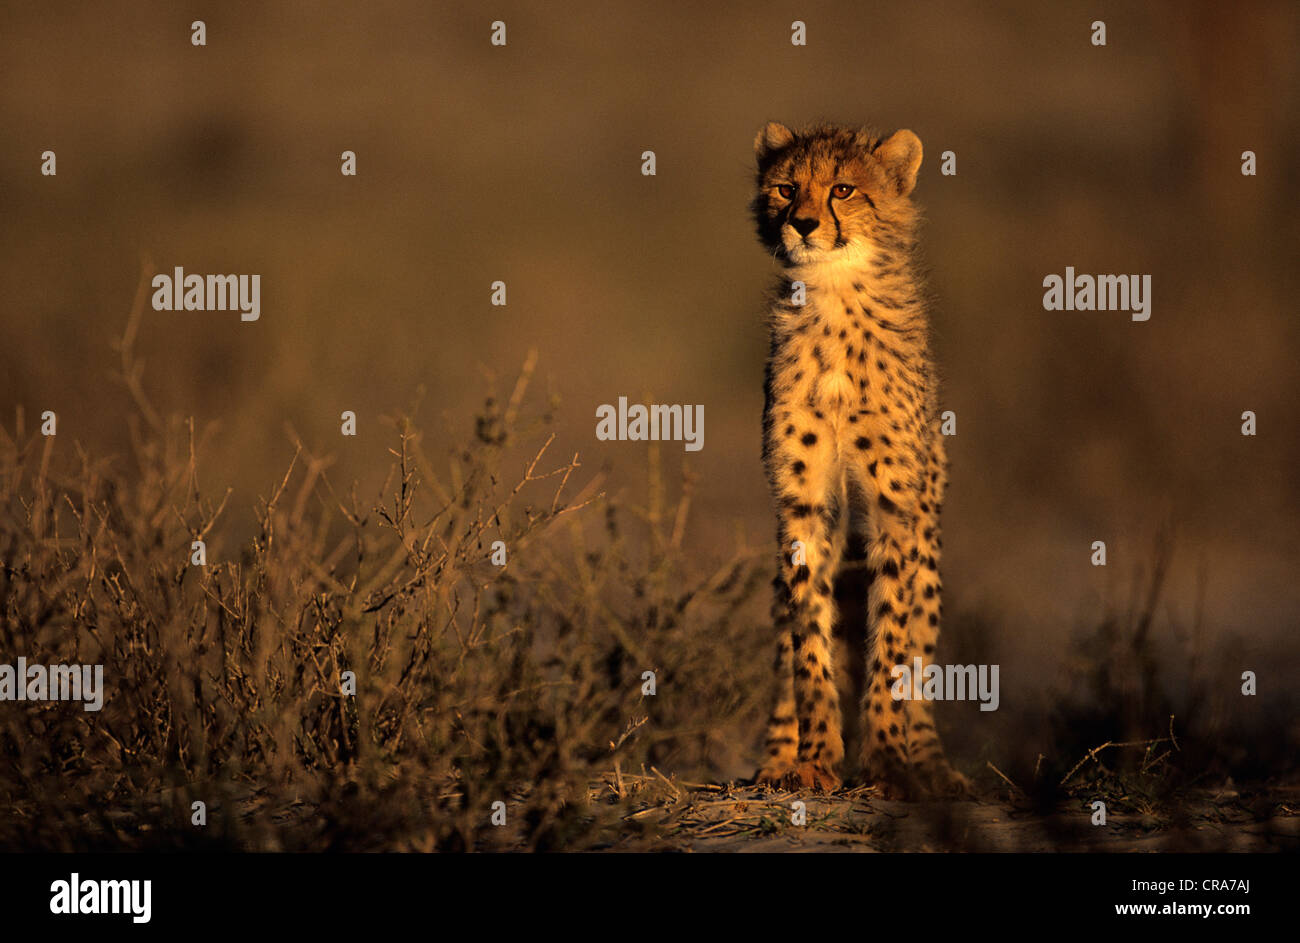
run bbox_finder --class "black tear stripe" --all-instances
[827,196,845,248]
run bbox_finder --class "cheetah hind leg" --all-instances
[902,703,971,796]
[859,744,969,799]
[857,700,971,797]
[759,618,860,793]
[859,744,918,799]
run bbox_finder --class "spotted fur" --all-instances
[751,122,966,797]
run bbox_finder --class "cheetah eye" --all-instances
[831,184,855,199]
[776,184,796,199]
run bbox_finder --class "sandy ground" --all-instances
[605,778,1300,853]
[19,775,1297,852]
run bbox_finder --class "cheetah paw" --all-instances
[860,754,970,800]
[755,761,840,792]
[913,761,971,798]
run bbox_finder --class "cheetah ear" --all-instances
[754,122,795,160]
[874,129,923,197]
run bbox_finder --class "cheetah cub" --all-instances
[751,122,966,797]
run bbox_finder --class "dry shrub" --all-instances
[0,287,768,851]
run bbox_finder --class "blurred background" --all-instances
[2,1,1297,755]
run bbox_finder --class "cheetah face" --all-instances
[751,122,923,265]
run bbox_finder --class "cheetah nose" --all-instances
[791,217,819,238]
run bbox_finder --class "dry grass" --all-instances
[0,279,773,852]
